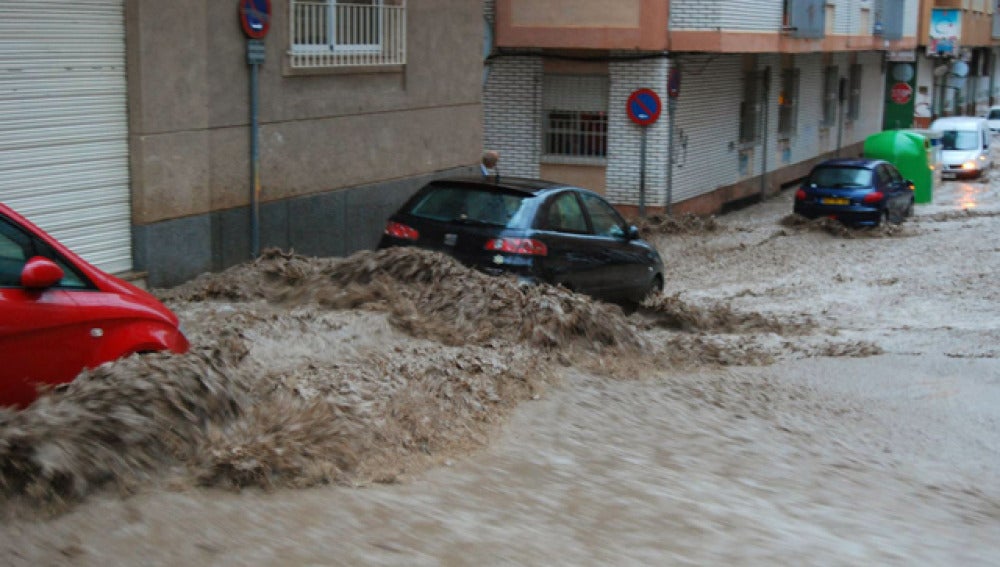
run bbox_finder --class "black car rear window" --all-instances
[407,186,528,227]
[809,166,873,188]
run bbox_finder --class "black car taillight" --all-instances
[484,238,548,256]
[384,221,419,241]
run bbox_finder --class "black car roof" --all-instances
[814,158,884,169]
[428,176,573,196]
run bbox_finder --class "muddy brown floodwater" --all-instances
[2,156,1000,565]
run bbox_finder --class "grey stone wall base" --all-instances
[134,167,475,288]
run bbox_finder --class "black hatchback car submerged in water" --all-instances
[378,177,665,304]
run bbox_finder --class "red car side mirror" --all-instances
[21,256,64,289]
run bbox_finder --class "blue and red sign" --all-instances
[626,88,662,127]
[239,0,271,39]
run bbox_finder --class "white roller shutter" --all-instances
[543,74,609,111]
[0,0,131,274]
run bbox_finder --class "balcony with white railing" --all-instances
[289,0,406,69]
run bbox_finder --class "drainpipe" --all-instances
[990,50,996,106]
[759,67,771,200]
[836,76,846,156]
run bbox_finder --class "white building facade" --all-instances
[485,0,920,215]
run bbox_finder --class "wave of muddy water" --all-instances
[2,175,999,565]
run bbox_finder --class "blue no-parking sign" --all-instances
[240,0,271,39]
[627,89,662,127]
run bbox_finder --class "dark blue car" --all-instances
[793,158,916,226]
[379,177,665,305]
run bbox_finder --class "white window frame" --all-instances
[291,1,382,54]
[289,0,405,69]
[541,74,610,162]
[333,1,383,53]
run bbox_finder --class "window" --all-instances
[289,0,406,69]
[778,68,800,137]
[740,71,764,143]
[0,219,29,287]
[822,66,839,127]
[809,166,873,187]
[580,193,626,238]
[847,64,862,121]
[941,130,980,150]
[875,166,893,187]
[543,75,609,159]
[0,218,89,289]
[544,193,588,233]
[408,186,527,228]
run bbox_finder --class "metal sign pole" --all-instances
[247,39,265,258]
[666,98,677,216]
[250,59,261,258]
[639,128,647,218]
[240,0,270,259]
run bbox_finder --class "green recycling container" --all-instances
[863,130,933,204]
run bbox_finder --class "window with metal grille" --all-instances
[542,75,609,159]
[289,0,406,69]
[740,71,763,143]
[822,66,839,127]
[778,68,800,137]
[847,64,862,121]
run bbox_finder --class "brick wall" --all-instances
[483,56,543,178]
[669,0,723,31]
[606,57,670,207]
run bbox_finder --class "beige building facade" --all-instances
[0,0,484,287]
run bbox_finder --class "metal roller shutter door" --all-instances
[0,0,131,274]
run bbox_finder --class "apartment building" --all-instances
[0,0,483,287]
[909,0,1000,127]
[484,0,919,216]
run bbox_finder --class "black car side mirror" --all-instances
[627,225,641,240]
[904,179,915,191]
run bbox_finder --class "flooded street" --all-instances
[2,166,1000,565]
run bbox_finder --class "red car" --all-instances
[0,203,189,408]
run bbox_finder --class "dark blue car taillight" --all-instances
[862,191,884,204]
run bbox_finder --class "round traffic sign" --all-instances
[239,0,271,39]
[627,89,662,127]
[890,82,913,104]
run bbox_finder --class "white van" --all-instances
[930,116,993,179]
